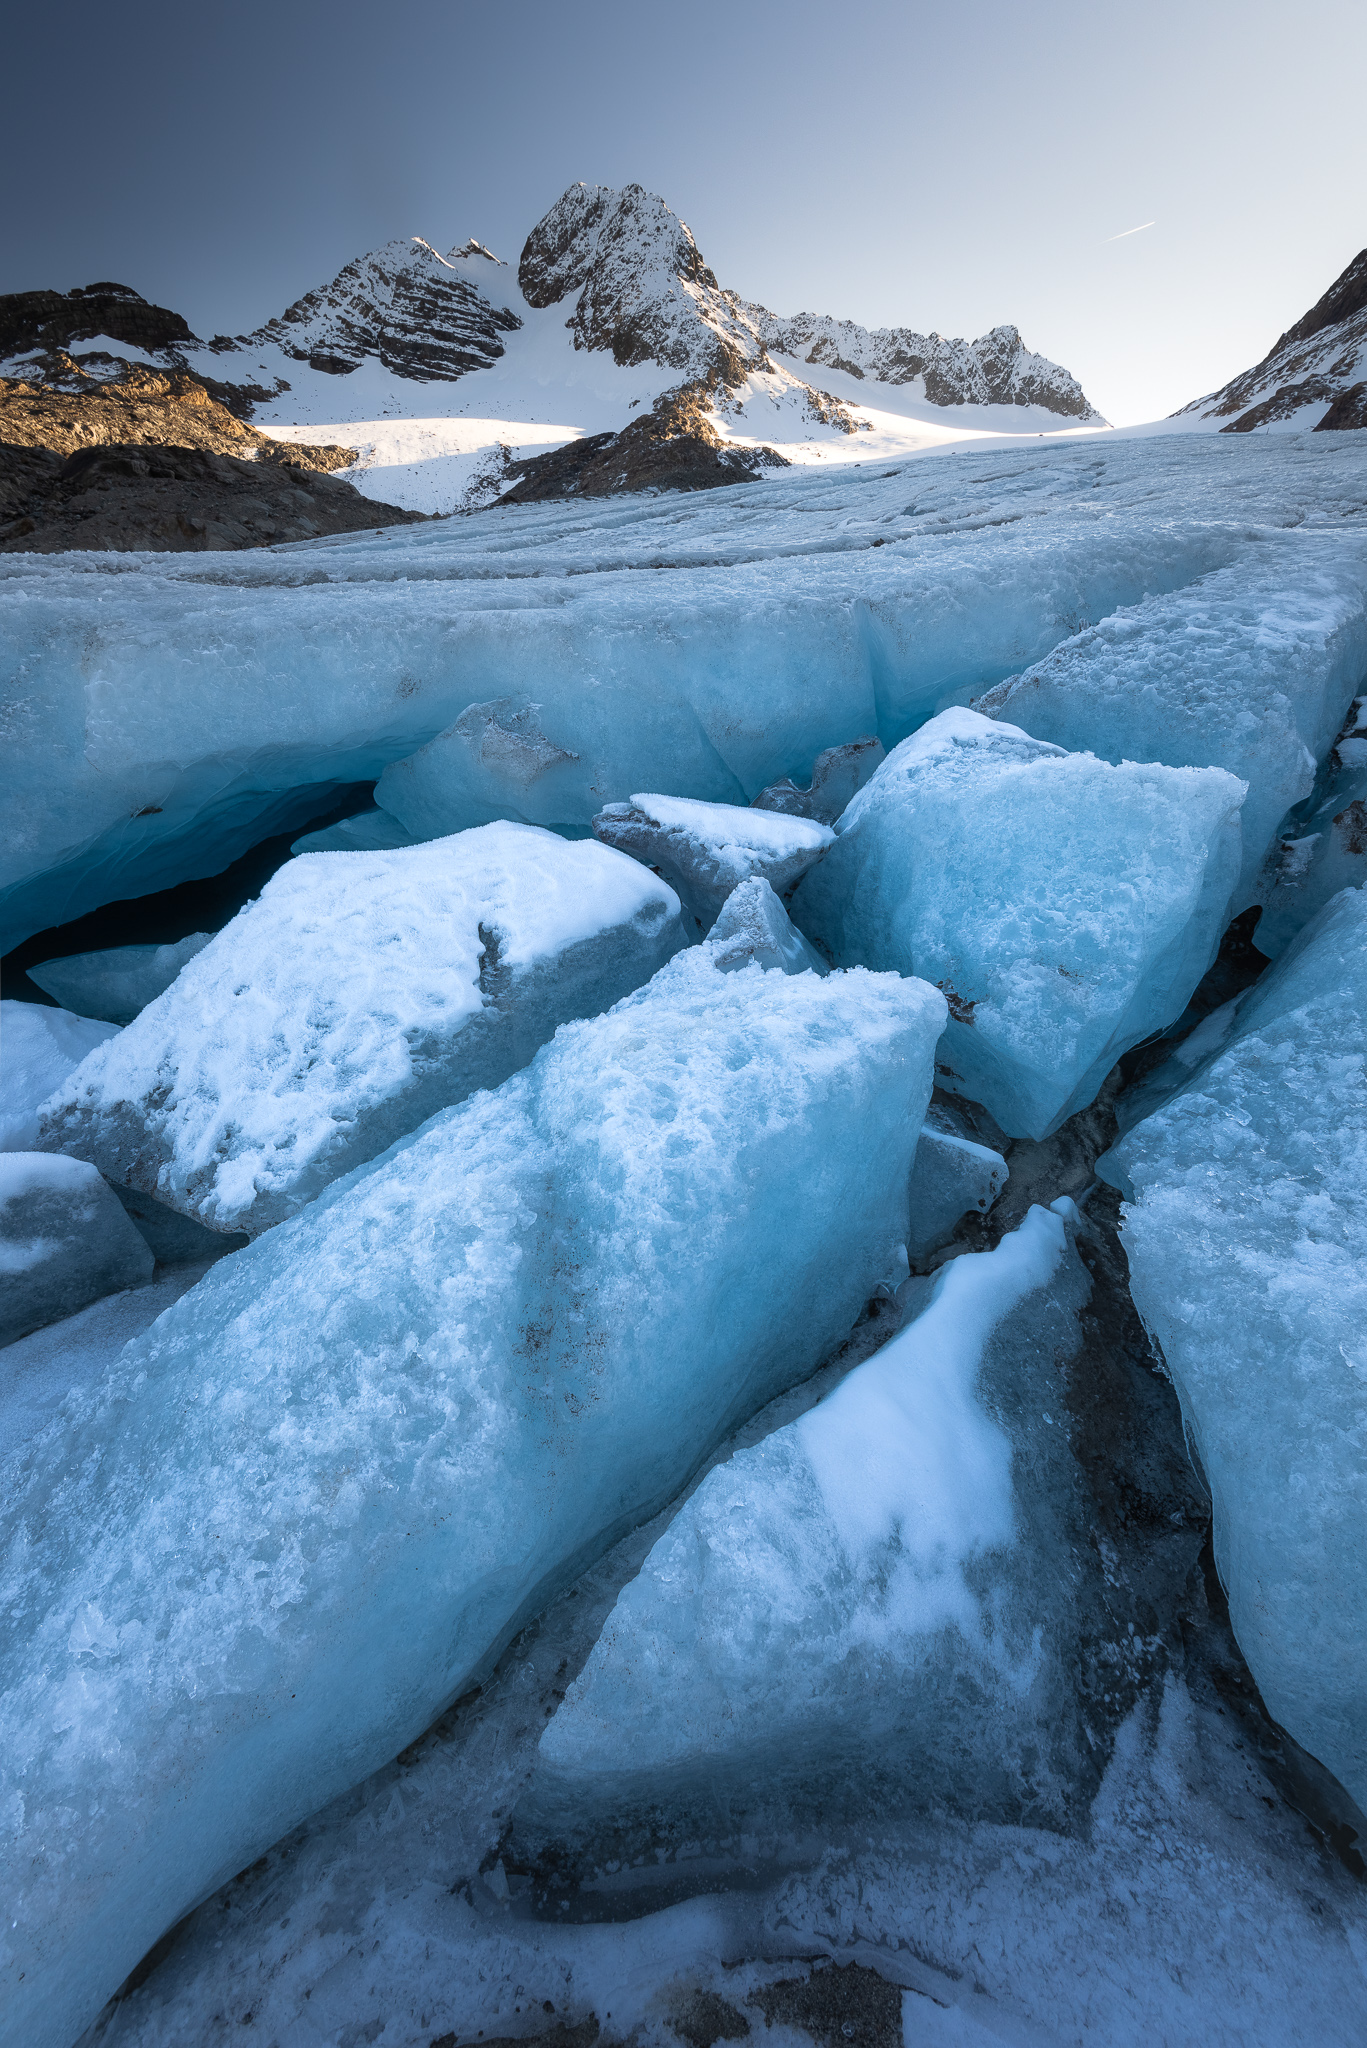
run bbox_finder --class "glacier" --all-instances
[0,936,944,2048]
[28,932,212,1025]
[1102,885,1367,1812]
[592,793,833,933]
[4,433,1367,952]
[0,1152,153,1346]
[792,707,1246,1137]
[518,1205,1140,1860]
[0,1000,119,1152]
[1255,696,1367,956]
[38,823,685,1236]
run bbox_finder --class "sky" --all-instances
[6,0,1365,426]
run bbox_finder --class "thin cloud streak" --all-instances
[1106,220,1156,241]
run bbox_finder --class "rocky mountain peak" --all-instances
[0,282,194,363]
[1175,245,1367,432]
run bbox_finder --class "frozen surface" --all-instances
[27,933,211,1026]
[0,1000,119,1152]
[977,540,1367,904]
[1105,885,1367,1809]
[0,943,944,2048]
[0,1152,152,1346]
[753,734,886,824]
[523,1209,1116,1849]
[908,1115,1009,1260]
[793,708,1246,1137]
[593,793,834,933]
[38,823,685,1235]
[1256,698,1367,956]
[4,433,1366,951]
[707,879,827,977]
[290,805,420,856]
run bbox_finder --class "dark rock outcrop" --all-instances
[0,282,194,361]
[498,380,787,502]
[0,442,420,553]
[0,363,356,471]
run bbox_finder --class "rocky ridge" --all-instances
[1174,246,1367,432]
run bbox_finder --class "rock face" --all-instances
[0,281,194,360]
[0,443,421,553]
[0,363,355,469]
[1175,246,1367,431]
[499,379,787,502]
[517,182,1100,420]
[249,235,522,381]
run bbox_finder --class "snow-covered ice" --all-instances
[977,541,1367,904]
[0,940,944,2048]
[39,823,685,1235]
[0,1000,119,1152]
[5,433,1365,952]
[1103,885,1367,1810]
[592,794,834,933]
[521,1208,1118,1853]
[0,1152,152,1346]
[792,708,1246,1137]
[27,933,212,1025]
[706,878,827,977]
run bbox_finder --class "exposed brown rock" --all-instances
[0,441,420,553]
[1177,246,1367,426]
[498,379,788,502]
[1315,381,1367,432]
[0,361,355,471]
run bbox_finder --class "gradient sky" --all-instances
[8,0,1364,425]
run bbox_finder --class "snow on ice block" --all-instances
[593,794,834,933]
[1103,885,1367,1811]
[520,1207,1111,1854]
[0,1153,152,1346]
[791,708,1247,1139]
[28,933,212,1026]
[38,823,686,1237]
[0,1001,119,1153]
[908,1112,1008,1260]
[976,541,1367,905]
[707,879,827,976]
[0,944,945,2048]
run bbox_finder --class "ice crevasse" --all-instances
[4,434,1365,953]
[0,933,946,2048]
[1102,884,1367,1813]
[791,707,1246,1138]
[37,823,685,1237]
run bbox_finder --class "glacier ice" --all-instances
[520,1206,1125,1853]
[39,823,685,1236]
[28,932,212,1026]
[5,433,1363,951]
[0,1152,153,1346]
[907,1108,1008,1260]
[1102,884,1367,1810]
[0,937,944,2048]
[1255,697,1367,957]
[792,708,1247,1138]
[752,734,886,823]
[290,805,420,855]
[0,1001,119,1152]
[706,878,827,976]
[977,542,1367,904]
[592,793,834,933]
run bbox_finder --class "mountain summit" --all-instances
[1175,245,1367,432]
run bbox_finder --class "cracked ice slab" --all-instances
[977,540,1367,905]
[0,939,944,2048]
[38,823,685,1236]
[593,794,834,933]
[791,708,1247,1138]
[0,1001,119,1153]
[0,1152,153,1346]
[1103,884,1367,1813]
[4,433,1365,951]
[519,1206,1123,1855]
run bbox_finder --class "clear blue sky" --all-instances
[8,0,1365,424]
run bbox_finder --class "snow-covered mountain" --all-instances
[1174,245,1367,432]
[2,182,1106,512]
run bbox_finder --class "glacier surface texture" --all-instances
[4,433,1367,952]
[792,707,1246,1137]
[0,938,944,2048]
[37,823,684,1236]
[1104,885,1367,1811]
[0,1153,153,1346]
